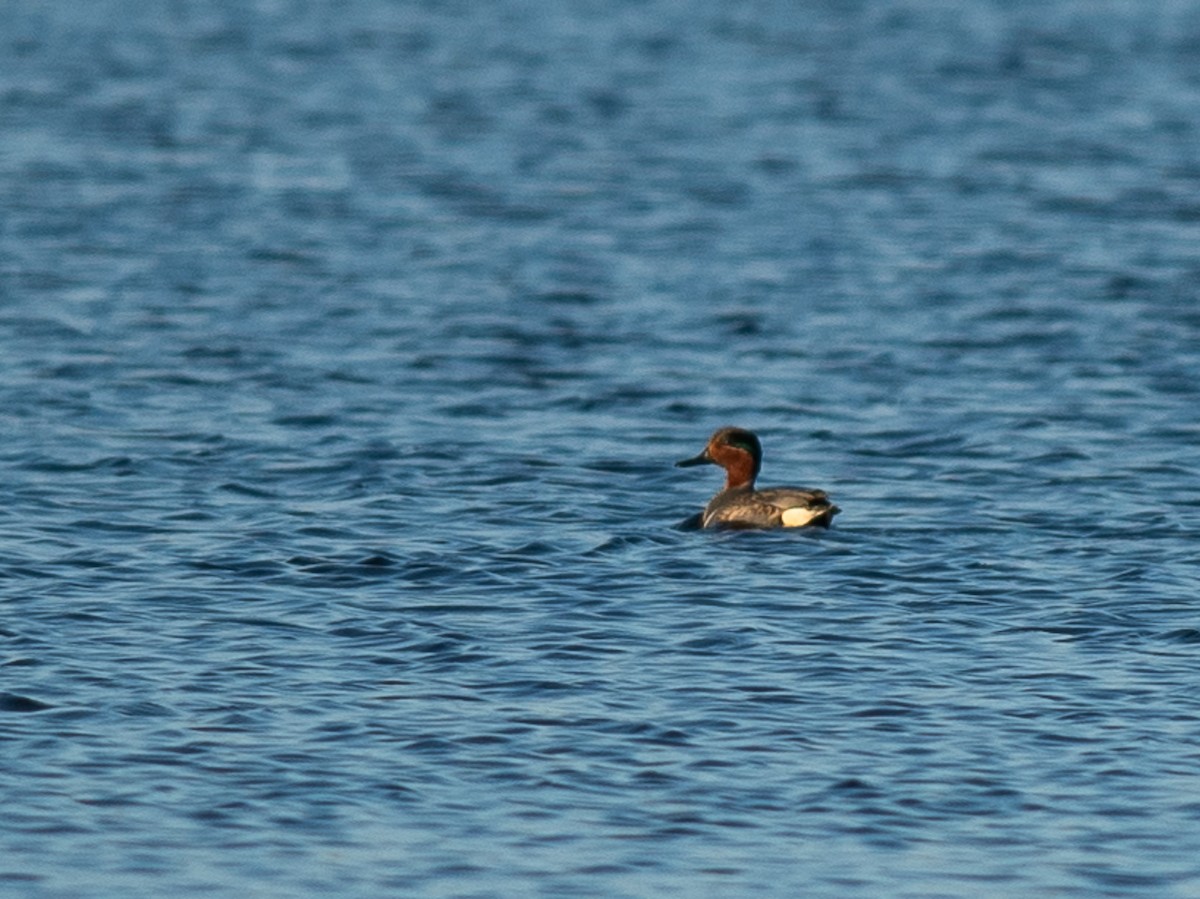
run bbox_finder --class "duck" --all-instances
[676,426,839,530]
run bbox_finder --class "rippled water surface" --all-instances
[5,1,1200,896]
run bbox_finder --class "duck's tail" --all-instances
[781,501,839,528]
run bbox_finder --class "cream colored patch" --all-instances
[781,506,821,528]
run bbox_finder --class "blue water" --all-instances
[5,1,1200,896]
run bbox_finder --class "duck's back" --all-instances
[703,486,839,530]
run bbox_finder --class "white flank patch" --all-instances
[781,507,820,528]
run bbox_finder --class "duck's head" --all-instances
[675,426,762,489]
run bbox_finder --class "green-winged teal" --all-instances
[676,427,838,530]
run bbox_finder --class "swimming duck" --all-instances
[676,427,839,530]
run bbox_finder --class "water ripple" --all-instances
[4,1,1200,897]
